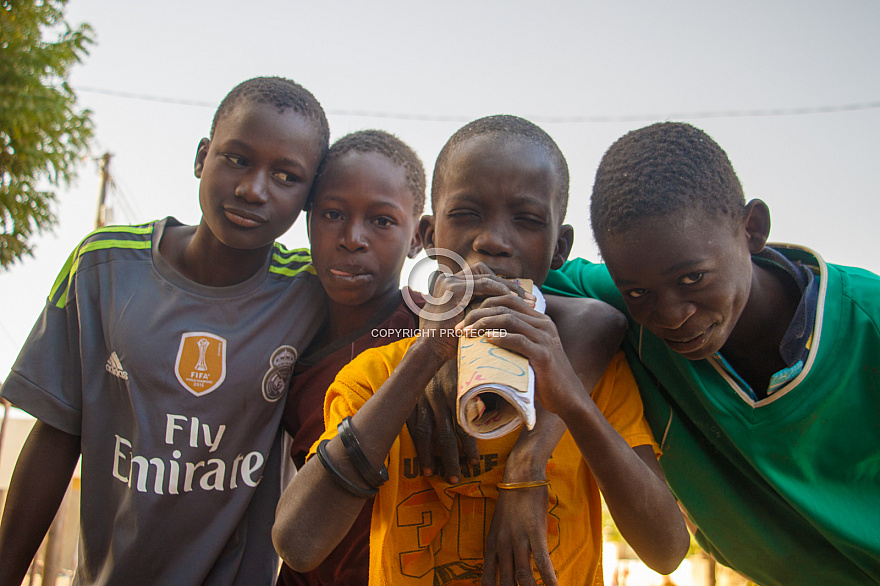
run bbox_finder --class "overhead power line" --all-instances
[76,85,880,123]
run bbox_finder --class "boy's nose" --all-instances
[339,222,367,252]
[235,172,268,204]
[472,226,512,257]
[650,293,697,331]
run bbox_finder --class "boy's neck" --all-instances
[159,223,272,287]
[720,260,802,393]
[318,288,402,349]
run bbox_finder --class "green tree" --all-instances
[0,0,94,269]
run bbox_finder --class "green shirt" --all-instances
[543,245,880,585]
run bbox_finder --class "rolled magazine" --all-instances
[456,279,546,439]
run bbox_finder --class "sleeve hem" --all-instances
[0,372,82,436]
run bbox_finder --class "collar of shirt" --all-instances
[713,246,819,400]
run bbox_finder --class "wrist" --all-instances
[410,334,457,367]
[501,451,548,483]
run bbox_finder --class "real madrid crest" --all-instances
[262,345,298,402]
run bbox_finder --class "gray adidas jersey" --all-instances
[1,218,325,585]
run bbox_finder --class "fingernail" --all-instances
[448,476,459,484]
[422,468,433,476]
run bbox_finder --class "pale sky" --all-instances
[1,0,879,378]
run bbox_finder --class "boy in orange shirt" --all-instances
[274,115,688,585]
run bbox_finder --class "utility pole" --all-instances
[96,152,113,228]
[33,154,113,586]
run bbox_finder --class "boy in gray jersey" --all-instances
[0,77,329,586]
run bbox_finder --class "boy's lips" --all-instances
[328,265,371,283]
[663,324,715,354]
[224,207,267,228]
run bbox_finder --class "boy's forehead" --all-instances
[600,207,740,258]
[439,136,559,201]
[216,100,321,143]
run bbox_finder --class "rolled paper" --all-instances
[456,279,545,439]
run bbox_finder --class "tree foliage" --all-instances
[0,0,94,269]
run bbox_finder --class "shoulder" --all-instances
[334,337,418,389]
[268,243,317,280]
[775,244,880,323]
[48,221,158,307]
[591,352,643,407]
[543,258,624,308]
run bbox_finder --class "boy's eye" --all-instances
[625,288,648,299]
[273,170,300,183]
[680,272,704,285]
[223,154,246,166]
[447,209,478,220]
[374,217,395,228]
[515,215,546,228]
[322,210,343,221]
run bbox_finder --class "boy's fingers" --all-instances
[456,423,480,466]
[513,542,539,586]
[531,548,557,586]
[427,380,462,483]
[495,549,515,586]
[481,551,499,586]
[406,395,435,476]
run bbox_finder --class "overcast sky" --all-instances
[1,0,878,378]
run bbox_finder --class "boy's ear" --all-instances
[407,223,424,259]
[417,215,436,258]
[194,138,210,179]
[550,224,575,270]
[743,199,771,254]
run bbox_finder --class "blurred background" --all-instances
[2,1,878,584]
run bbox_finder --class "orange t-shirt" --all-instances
[310,338,658,585]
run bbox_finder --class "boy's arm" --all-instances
[482,295,628,584]
[464,295,689,577]
[273,268,529,571]
[273,339,449,571]
[407,295,625,485]
[0,420,81,586]
[503,295,627,480]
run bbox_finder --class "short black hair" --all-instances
[210,76,330,159]
[310,130,426,215]
[591,122,745,243]
[431,115,569,220]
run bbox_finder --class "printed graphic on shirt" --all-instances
[105,351,129,380]
[262,345,297,402]
[395,454,562,582]
[112,413,265,495]
[175,332,227,396]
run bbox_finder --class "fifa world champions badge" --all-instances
[175,332,227,396]
[262,346,298,402]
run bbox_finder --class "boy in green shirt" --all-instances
[544,121,880,585]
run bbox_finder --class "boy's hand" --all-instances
[406,360,480,483]
[417,263,534,363]
[482,484,557,586]
[410,264,535,482]
[458,294,581,417]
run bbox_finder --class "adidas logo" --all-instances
[106,352,129,381]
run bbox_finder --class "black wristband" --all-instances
[315,439,378,498]
[338,416,389,488]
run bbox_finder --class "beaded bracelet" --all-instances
[338,416,389,488]
[316,439,378,498]
[497,480,550,490]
